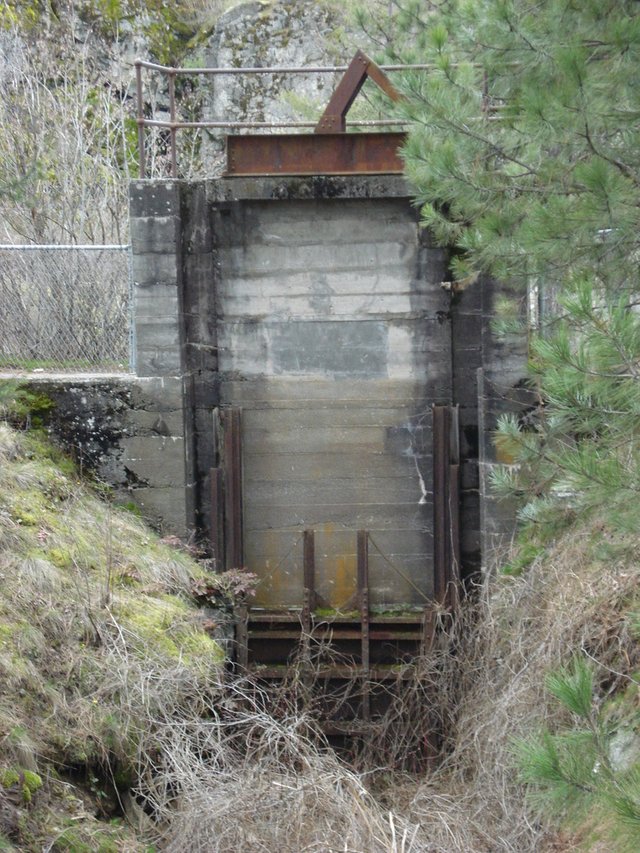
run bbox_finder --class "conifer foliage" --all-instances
[377,0,640,529]
[382,0,640,288]
[516,658,640,852]
[377,2,640,844]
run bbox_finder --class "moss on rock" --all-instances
[0,767,42,804]
[0,423,225,850]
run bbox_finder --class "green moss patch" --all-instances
[0,423,223,851]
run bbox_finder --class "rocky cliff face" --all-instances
[0,1,361,242]
[199,0,356,167]
[205,1,346,123]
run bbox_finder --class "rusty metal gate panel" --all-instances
[210,407,244,572]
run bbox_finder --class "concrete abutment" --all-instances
[11,174,528,596]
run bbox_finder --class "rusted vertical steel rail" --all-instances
[210,467,224,569]
[222,408,244,570]
[135,61,146,178]
[448,406,461,610]
[357,529,370,722]
[232,408,244,567]
[433,405,448,605]
[168,70,178,178]
[421,606,435,656]
[300,531,315,688]
[433,405,461,609]
[448,464,461,609]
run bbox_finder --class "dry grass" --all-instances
[132,527,637,852]
[0,423,422,851]
[1,421,637,852]
[138,683,420,852]
[0,423,223,849]
[388,526,639,852]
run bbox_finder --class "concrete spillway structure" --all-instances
[128,173,529,613]
[216,189,447,608]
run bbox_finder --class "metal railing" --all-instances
[134,57,434,179]
[0,244,131,372]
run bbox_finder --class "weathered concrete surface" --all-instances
[212,193,450,607]
[9,375,191,537]
[124,172,529,605]
[2,169,530,594]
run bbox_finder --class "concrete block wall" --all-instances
[15,376,191,536]
[210,191,451,607]
[6,175,530,584]
[128,181,193,536]
[123,173,529,599]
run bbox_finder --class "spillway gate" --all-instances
[127,51,530,746]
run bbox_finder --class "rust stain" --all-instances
[225,132,405,177]
[332,553,357,607]
[248,526,358,608]
[320,524,356,607]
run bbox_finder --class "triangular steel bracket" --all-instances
[314,49,401,134]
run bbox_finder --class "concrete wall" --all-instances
[0,174,529,591]
[213,194,450,607]
[124,174,529,604]
[8,375,191,536]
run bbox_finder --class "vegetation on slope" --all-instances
[1,416,638,851]
[363,1,640,847]
[0,420,429,852]
[1,0,639,849]
[408,523,640,851]
[0,422,224,850]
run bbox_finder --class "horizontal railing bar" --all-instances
[0,244,130,251]
[141,118,407,130]
[134,59,441,75]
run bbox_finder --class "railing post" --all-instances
[135,60,146,179]
[168,69,178,178]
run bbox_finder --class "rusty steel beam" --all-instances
[222,407,243,570]
[210,467,224,570]
[225,131,405,177]
[247,611,424,624]
[448,406,461,610]
[247,629,423,640]
[433,405,461,609]
[433,405,448,605]
[315,50,402,134]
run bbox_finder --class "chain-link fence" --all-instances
[0,245,131,372]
